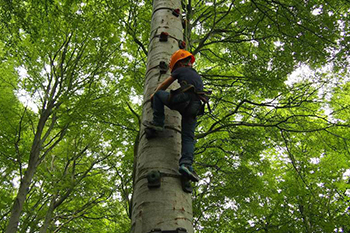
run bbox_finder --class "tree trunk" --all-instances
[5,110,51,233]
[131,0,193,233]
[39,193,58,233]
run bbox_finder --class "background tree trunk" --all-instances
[131,0,194,232]
[5,109,52,233]
[39,193,57,233]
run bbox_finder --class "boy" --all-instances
[146,49,203,182]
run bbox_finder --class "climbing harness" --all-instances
[168,81,212,115]
[168,82,194,113]
[196,90,212,115]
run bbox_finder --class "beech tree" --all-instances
[1,0,350,232]
[1,1,133,232]
[130,0,194,232]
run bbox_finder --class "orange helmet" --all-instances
[169,49,195,72]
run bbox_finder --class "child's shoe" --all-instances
[144,120,164,131]
[144,121,164,139]
[179,164,199,182]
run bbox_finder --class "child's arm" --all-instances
[150,76,175,99]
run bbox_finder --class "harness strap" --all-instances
[195,91,212,113]
[169,82,212,114]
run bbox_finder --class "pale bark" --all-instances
[131,0,194,232]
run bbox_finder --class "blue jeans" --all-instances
[152,90,202,166]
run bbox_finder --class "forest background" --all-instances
[0,0,350,232]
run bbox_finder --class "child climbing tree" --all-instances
[130,0,195,232]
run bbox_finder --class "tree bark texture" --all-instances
[5,110,49,233]
[131,1,193,233]
[39,193,58,233]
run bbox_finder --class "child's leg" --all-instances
[179,100,202,165]
[152,90,170,127]
[179,115,199,182]
[178,100,202,182]
[179,116,196,166]
[179,116,199,182]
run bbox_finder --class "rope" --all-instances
[134,170,182,186]
[152,7,180,18]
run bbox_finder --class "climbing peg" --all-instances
[172,8,180,17]
[148,228,188,233]
[182,19,187,29]
[159,61,168,74]
[159,32,169,42]
[181,176,193,193]
[176,228,188,233]
[147,170,161,188]
[150,229,162,233]
[178,40,186,49]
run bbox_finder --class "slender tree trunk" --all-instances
[5,163,38,233]
[39,193,58,233]
[5,110,51,233]
[131,1,193,232]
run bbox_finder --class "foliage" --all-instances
[0,0,350,232]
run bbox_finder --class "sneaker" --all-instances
[179,164,199,182]
[144,121,164,132]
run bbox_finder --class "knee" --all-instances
[155,90,165,95]
[153,91,164,104]
[154,90,165,101]
[153,90,169,105]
